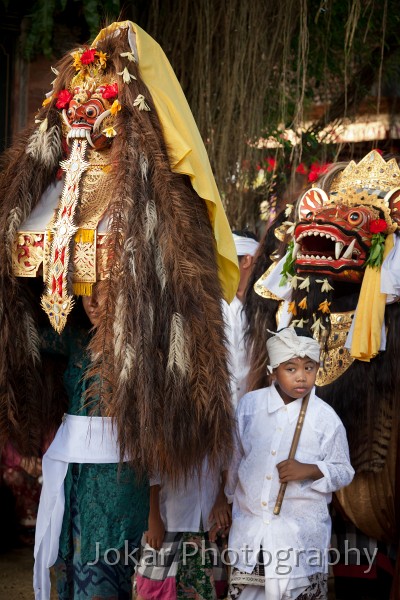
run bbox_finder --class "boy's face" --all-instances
[272,356,318,404]
[82,284,101,327]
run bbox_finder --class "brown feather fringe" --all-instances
[84,32,234,479]
[0,29,233,478]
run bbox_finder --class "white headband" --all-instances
[266,328,320,373]
[233,234,259,257]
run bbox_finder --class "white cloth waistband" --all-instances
[34,415,124,600]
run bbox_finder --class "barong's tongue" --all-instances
[41,139,89,333]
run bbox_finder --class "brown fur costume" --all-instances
[0,26,235,481]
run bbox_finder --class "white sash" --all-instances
[34,414,124,600]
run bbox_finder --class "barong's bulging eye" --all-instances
[85,105,100,119]
[67,107,75,120]
[347,211,364,226]
[306,211,313,220]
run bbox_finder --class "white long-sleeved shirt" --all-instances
[226,383,354,579]
[150,460,220,532]
[223,296,250,409]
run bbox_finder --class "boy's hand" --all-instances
[145,514,165,551]
[276,459,323,483]
[208,489,232,542]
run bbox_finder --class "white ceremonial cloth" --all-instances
[266,328,320,372]
[149,458,220,531]
[34,415,124,600]
[223,296,250,409]
[380,233,400,302]
[257,255,293,329]
[20,181,110,234]
[233,234,260,257]
[226,383,354,596]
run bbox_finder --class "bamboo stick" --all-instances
[273,391,311,515]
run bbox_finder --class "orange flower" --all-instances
[110,99,121,116]
[318,300,331,314]
[298,297,308,310]
[71,51,82,71]
[288,301,297,316]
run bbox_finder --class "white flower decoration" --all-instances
[133,94,151,111]
[316,278,334,293]
[284,204,294,218]
[298,276,310,291]
[117,67,137,83]
[120,51,136,62]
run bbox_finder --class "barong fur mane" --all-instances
[0,30,234,479]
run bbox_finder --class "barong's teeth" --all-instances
[335,241,344,260]
[85,129,95,148]
[92,109,112,134]
[292,242,300,259]
[66,128,94,146]
[342,238,356,259]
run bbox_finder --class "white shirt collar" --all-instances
[269,382,312,423]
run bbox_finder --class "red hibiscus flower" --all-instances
[308,161,331,182]
[101,83,118,99]
[80,48,97,65]
[265,157,277,172]
[56,89,73,109]
[369,218,387,234]
[295,162,307,175]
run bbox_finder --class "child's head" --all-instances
[267,327,320,403]
[82,283,101,327]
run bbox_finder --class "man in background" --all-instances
[223,231,259,408]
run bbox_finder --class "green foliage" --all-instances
[280,240,296,285]
[25,0,57,59]
[365,233,386,269]
[24,0,122,59]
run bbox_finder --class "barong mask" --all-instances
[293,152,400,283]
[57,48,119,150]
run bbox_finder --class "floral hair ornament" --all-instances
[310,316,326,335]
[298,296,308,310]
[71,47,107,73]
[289,274,304,289]
[284,203,294,218]
[133,94,151,111]
[298,276,310,292]
[291,318,309,328]
[318,300,331,314]
[56,90,73,109]
[101,83,119,99]
[365,219,388,268]
[316,278,334,293]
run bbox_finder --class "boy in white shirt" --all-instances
[226,327,354,600]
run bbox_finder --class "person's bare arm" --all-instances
[144,485,165,551]
[209,471,232,542]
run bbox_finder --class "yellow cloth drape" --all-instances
[92,21,239,302]
[350,234,394,361]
